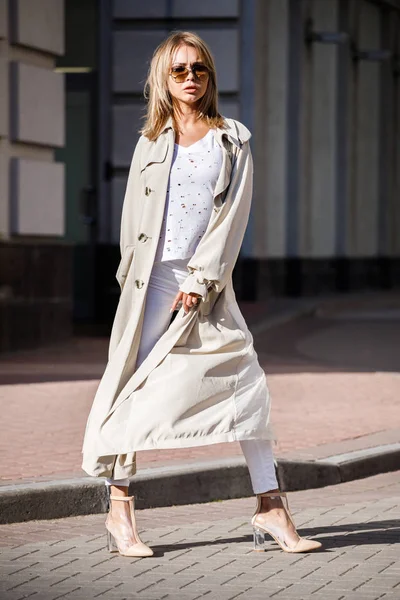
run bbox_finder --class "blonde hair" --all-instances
[141,31,225,141]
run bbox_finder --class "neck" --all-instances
[173,102,201,131]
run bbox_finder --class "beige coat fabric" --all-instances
[81,117,275,479]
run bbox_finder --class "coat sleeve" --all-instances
[179,140,253,300]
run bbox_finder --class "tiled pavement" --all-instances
[0,471,399,600]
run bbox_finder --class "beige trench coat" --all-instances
[81,117,275,479]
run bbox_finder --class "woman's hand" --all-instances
[170,291,201,314]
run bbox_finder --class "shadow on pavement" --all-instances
[148,518,400,556]
[257,315,400,374]
[1,292,399,385]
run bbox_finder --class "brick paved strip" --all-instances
[0,474,398,599]
[0,472,399,600]
[1,301,399,485]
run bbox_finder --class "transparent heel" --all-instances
[253,526,266,551]
[251,492,322,553]
[107,529,118,553]
[105,494,154,557]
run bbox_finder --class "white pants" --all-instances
[105,259,278,494]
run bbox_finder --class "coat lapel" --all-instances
[139,135,169,171]
[213,129,233,201]
[136,127,175,258]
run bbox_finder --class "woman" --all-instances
[81,31,322,558]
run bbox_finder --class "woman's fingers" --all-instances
[183,293,201,312]
[170,291,183,313]
[172,292,201,314]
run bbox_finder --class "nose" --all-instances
[186,69,195,81]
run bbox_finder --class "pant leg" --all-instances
[135,258,190,367]
[239,439,279,494]
[105,477,130,487]
[106,258,190,486]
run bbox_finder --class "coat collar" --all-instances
[142,115,251,170]
[160,115,251,148]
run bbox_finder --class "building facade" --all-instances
[0,0,399,351]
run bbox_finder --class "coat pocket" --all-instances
[116,245,135,290]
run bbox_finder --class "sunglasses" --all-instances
[169,64,210,83]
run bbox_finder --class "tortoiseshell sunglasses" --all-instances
[169,63,210,83]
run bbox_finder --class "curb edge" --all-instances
[0,446,399,525]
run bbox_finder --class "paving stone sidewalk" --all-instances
[0,471,399,600]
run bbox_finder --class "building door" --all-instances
[55,73,98,323]
[55,0,103,327]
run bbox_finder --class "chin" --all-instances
[182,95,200,103]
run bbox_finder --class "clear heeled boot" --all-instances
[253,525,266,552]
[105,494,153,557]
[251,491,322,553]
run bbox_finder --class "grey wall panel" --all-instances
[113,28,238,94]
[10,62,65,147]
[308,0,337,257]
[10,158,65,236]
[111,176,127,244]
[113,0,239,19]
[218,98,239,120]
[195,28,238,93]
[335,0,350,257]
[112,104,145,167]
[9,0,64,55]
[0,0,7,38]
[0,141,7,236]
[0,57,7,137]
[113,0,168,19]
[285,0,302,258]
[113,30,167,93]
[171,0,239,18]
[393,17,400,255]
[353,1,380,256]
[253,0,288,259]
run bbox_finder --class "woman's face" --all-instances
[167,44,209,107]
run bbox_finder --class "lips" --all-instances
[183,86,198,92]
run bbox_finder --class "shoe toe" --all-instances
[296,538,322,552]
[125,542,154,557]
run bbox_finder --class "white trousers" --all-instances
[105,259,278,494]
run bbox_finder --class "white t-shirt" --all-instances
[154,129,223,262]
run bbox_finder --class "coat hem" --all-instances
[82,426,277,479]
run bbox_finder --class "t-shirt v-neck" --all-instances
[174,129,213,151]
[154,128,223,262]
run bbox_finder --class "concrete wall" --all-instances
[352,1,381,257]
[9,0,64,54]
[0,0,65,239]
[252,0,400,268]
[0,0,71,352]
[253,0,289,260]
[307,0,338,258]
[10,159,65,236]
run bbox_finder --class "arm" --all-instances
[178,140,254,300]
